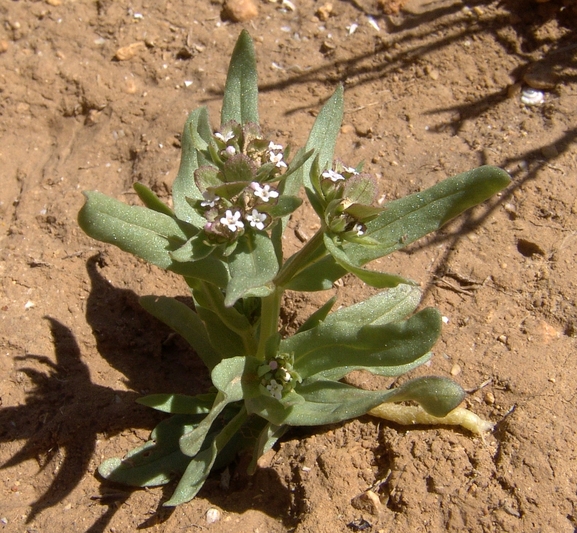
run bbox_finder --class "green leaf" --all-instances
[285,306,441,381]
[383,376,466,417]
[296,295,337,333]
[348,165,512,266]
[302,86,344,192]
[98,414,202,487]
[173,107,214,226]
[133,182,174,216]
[179,357,247,457]
[225,231,279,307]
[257,195,303,218]
[139,295,221,370]
[222,154,257,183]
[324,233,415,289]
[137,393,216,414]
[247,423,288,475]
[170,235,216,263]
[165,439,218,506]
[78,191,191,270]
[342,174,378,205]
[221,30,259,126]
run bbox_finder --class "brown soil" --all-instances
[1,0,576,532]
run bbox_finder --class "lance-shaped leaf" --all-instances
[257,195,303,218]
[296,295,337,334]
[347,165,512,265]
[98,414,203,487]
[224,231,279,307]
[221,30,259,126]
[137,393,216,414]
[324,233,415,289]
[342,173,378,205]
[179,356,247,458]
[284,307,441,381]
[78,191,191,269]
[173,107,214,226]
[247,422,288,475]
[133,182,174,216]
[139,295,221,370]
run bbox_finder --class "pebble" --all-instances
[0,40,8,54]
[351,490,382,516]
[520,87,545,106]
[222,0,259,22]
[541,144,558,159]
[316,2,333,21]
[450,364,462,376]
[114,42,145,61]
[484,391,495,405]
[206,508,221,524]
[523,63,557,90]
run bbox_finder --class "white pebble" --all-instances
[520,87,544,106]
[206,508,221,524]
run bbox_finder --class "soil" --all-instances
[1,0,576,532]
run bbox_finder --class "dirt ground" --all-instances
[1,0,576,531]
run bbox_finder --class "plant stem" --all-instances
[256,287,282,360]
[273,227,325,288]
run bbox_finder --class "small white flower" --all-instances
[281,369,292,382]
[225,145,236,156]
[269,151,287,169]
[342,165,359,175]
[250,182,279,202]
[246,209,267,230]
[268,141,283,151]
[200,191,220,208]
[268,360,279,370]
[266,379,283,400]
[322,169,345,182]
[352,223,365,236]
[220,209,244,232]
[214,131,234,143]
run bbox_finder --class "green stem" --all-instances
[256,288,282,360]
[273,228,326,288]
[215,403,248,449]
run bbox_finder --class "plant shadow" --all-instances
[0,254,293,532]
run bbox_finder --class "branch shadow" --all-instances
[0,253,292,532]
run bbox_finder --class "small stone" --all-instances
[205,508,221,524]
[222,0,259,22]
[46,0,62,5]
[523,63,557,90]
[450,364,462,376]
[484,391,495,405]
[351,490,382,516]
[316,2,333,21]
[541,144,558,159]
[114,42,145,61]
[0,40,8,54]
[340,124,355,134]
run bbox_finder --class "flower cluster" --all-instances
[257,353,301,400]
[191,122,291,243]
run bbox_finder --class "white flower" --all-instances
[200,191,220,208]
[214,131,234,143]
[220,209,244,232]
[225,145,236,156]
[246,209,267,230]
[269,151,287,169]
[281,369,292,382]
[342,165,359,175]
[268,141,283,151]
[322,169,345,182]
[250,182,279,202]
[352,223,365,236]
[266,379,283,400]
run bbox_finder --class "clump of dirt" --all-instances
[1,1,576,532]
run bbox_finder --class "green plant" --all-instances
[78,31,510,506]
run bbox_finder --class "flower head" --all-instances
[200,190,220,209]
[269,151,287,169]
[250,182,279,202]
[322,169,345,182]
[214,130,235,143]
[220,209,244,232]
[246,209,267,230]
[266,379,283,400]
